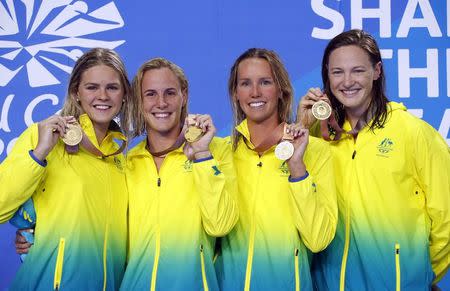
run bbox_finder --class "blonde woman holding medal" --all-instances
[215,48,337,291]
[298,29,450,290]
[119,58,238,291]
[0,48,132,290]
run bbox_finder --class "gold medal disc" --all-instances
[185,126,203,143]
[62,123,82,146]
[312,100,332,120]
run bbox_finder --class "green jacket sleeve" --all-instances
[193,138,239,237]
[0,124,46,223]
[288,138,338,253]
[414,122,450,283]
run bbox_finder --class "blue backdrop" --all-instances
[1,0,449,289]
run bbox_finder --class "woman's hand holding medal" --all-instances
[297,87,332,128]
[34,115,77,161]
[183,114,215,160]
[290,87,332,178]
[283,123,309,179]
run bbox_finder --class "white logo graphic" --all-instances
[0,0,125,87]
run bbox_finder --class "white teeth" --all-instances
[153,113,170,118]
[249,101,265,108]
[342,89,359,94]
[94,105,111,110]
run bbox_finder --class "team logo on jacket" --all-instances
[114,156,124,171]
[183,160,193,172]
[377,138,394,157]
[279,161,290,177]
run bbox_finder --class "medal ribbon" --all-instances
[146,125,186,157]
[249,122,288,154]
[65,121,127,157]
[319,101,371,141]
[80,133,127,158]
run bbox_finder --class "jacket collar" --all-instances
[128,136,185,158]
[79,114,126,149]
[235,119,256,150]
[340,101,406,135]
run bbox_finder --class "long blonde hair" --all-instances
[60,48,133,135]
[228,48,294,150]
[131,57,189,137]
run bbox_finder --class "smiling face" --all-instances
[77,64,123,131]
[235,58,280,125]
[141,67,186,136]
[327,45,381,116]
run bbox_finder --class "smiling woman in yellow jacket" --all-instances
[298,29,450,291]
[0,48,132,290]
[119,58,238,291]
[215,48,338,291]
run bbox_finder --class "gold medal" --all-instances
[185,126,203,142]
[62,123,82,146]
[185,114,204,143]
[312,100,332,120]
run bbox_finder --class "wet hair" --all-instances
[322,29,389,131]
[60,47,132,135]
[228,48,294,149]
[130,57,188,137]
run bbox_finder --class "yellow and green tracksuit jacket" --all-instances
[0,114,128,291]
[312,102,450,291]
[119,137,238,291]
[215,119,338,291]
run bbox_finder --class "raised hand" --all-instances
[33,115,76,161]
[285,123,309,179]
[297,87,329,128]
[183,114,215,160]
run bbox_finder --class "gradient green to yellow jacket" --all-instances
[215,119,338,291]
[0,114,128,291]
[119,137,238,291]
[312,102,450,291]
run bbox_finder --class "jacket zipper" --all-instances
[395,243,401,291]
[200,244,209,291]
[53,238,66,290]
[150,177,162,291]
[294,248,300,291]
[244,157,262,291]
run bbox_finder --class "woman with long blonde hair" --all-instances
[216,48,337,291]
[1,47,133,290]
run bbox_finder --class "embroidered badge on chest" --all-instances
[183,160,193,172]
[114,156,124,171]
[376,138,395,157]
[279,161,290,177]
